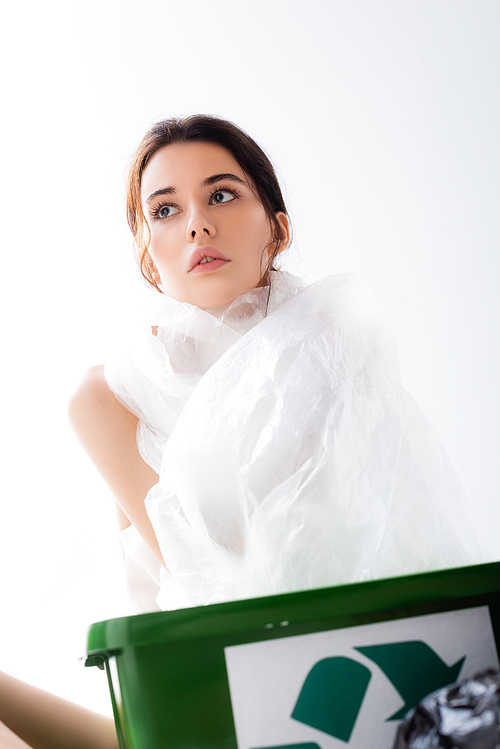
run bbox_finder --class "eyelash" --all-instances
[149,185,241,220]
[210,184,241,202]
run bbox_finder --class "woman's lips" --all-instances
[188,246,230,274]
[189,257,230,274]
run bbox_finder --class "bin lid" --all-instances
[87,561,500,657]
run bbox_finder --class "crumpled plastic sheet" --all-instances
[393,668,500,749]
[106,272,489,610]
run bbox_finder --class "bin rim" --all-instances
[86,561,500,657]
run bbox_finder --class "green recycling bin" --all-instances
[86,561,500,749]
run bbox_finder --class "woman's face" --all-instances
[140,141,289,308]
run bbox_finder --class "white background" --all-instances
[0,0,499,716]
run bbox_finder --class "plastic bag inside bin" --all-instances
[393,668,500,749]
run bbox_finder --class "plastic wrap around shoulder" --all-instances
[106,272,489,613]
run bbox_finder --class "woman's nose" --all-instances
[186,206,216,240]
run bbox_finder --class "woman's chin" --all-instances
[169,278,262,311]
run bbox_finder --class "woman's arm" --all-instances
[0,720,32,749]
[0,671,118,749]
[68,364,164,565]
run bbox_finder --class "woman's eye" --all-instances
[211,190,236,205]
[155,204,179,219]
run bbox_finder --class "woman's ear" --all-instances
[146,253,162,286]
[274,212,290,253]
[151,264,162,286]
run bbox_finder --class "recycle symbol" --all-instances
[252,640,465,747]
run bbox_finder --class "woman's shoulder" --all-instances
[68,365,109,415]
[67,364,127,441]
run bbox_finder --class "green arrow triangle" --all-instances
[356,641,465,720]
[291,657,371,742]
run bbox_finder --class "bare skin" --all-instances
[0,720,32,749]
[68,364,164,565]
[0,671,118,749]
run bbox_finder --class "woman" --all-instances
[0,115,486,747]
[72,114,486,612]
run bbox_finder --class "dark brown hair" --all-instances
[126,114,290,292]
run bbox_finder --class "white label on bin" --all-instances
[224,606,498,749]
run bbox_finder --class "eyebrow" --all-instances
[145,173,246,204]
[203,173,246,187]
